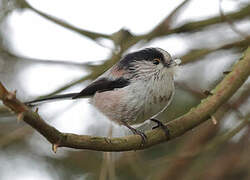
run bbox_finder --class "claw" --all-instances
[132,129,147,145]
[122,122,147,145]
[52,144,59,153]
[151,118,170,137]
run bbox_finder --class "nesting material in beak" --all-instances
[174,59,182,66]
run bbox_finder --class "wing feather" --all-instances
[72,77,130,99]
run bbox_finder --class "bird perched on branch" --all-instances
[26,48,181,144]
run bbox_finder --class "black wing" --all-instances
[25,77,130,105]
[72,77,130,99]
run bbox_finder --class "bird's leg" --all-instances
[150,118,170,137]
[122,122,147,145]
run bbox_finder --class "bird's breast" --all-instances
[91,71,175,125]
[131,78,174,124]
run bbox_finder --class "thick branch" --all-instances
[0,47,249,152]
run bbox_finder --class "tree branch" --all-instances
[23,1,110,41]
[181,38,250,64]
[0,47,249,152]
[165,3,250,35]
[219,0,250,41]
[23,0,250,50]
[139,4,250,41]
[144,0,191,41]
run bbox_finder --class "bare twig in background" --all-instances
[21,0,250,51]
[0,47,98,67]
[143,0,191,41]
[219,0,250,41]
[155,120,219,180]
[181,38,250,64]
[193,116,250,180]
[139,3,250,42]
[204,115,250,152]
[23,1,110,41]
[0,126,33,147]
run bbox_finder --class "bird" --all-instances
[26,48,181,144]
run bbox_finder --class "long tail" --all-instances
[25,93,79,106]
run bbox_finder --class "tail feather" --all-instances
[25,93,79,105]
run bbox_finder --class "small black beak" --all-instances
[163,59,181,68]
[163,62,171,68]
[163,60,174,68]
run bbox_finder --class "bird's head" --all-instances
[118,48,181,80]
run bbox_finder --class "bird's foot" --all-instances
[150,118,170,137]
[123,122,147,145]
[131,128,147,145]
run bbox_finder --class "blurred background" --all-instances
[0,0,250,179]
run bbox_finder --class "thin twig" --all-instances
[181,38,250,64]
[145,0,191,40]
[0,126,33,147]
[23,1,110,41]
[139,3,250,41]
[219,0,250,41]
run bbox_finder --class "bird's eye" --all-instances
[153,59,160,65]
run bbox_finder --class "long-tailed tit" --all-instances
[26,48,181,144]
